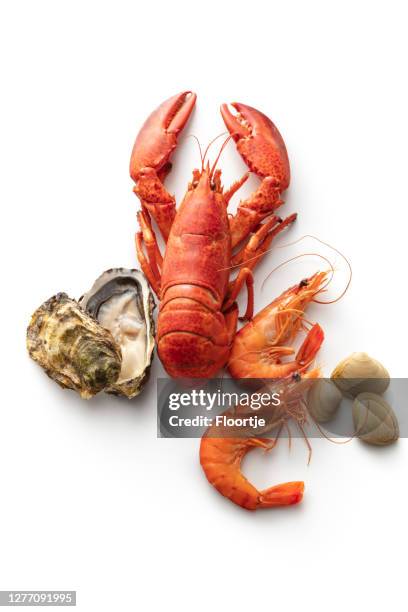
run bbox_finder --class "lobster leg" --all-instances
[224,303,239,344]
[232,213,297,269]
[137,211,163,277]
[223,215,294,323]
[134,170,177,241]
[135,232,160,296]
[130,91,197,241]
[229,177,285,248]
[135,210,163,296]
[223,268,254,321]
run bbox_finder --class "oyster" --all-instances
[27,293,122,399]
[79,268,155,398]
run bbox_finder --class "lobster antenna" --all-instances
[210,133,235,178]
[201,131,228,170]
[186,134,204,168]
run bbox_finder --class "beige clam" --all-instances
[331,352,390,397]
[352,393,399,446]
[307,379,343,423]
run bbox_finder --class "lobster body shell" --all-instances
[158,173,232,378]
[131,92,295,378]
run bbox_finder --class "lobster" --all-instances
[130,91,299,378]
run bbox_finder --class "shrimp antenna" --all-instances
[312,418,356,444]
[274,235,352,304]
[201,131,228,170]
[296,420,313,464]
[303,398,358,445]
[261,252,335,292]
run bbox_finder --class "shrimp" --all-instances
[200,273,328,510]
[228,271,328,379]
[200,373,321,511]
[200,435,304,511]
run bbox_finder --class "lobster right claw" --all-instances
[130,91,197,182]
[220,101,290,190]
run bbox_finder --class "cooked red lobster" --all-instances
[130,91,307,378]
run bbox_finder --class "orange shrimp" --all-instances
[200,368,320,510]
[228,271,328,379]
[200,436,304,511]
[200,373,321,511]
[200,273,328,511]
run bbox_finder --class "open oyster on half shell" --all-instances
[79,268,155,398]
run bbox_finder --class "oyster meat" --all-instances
[80,268,155,398]
[27,293,122,399]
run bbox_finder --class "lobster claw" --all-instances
[130,91,197,181]
[220,102,290,190]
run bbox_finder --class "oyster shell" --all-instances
[79,268,155,398]
[27,293,122,399]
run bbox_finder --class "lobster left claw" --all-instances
[130,91,197,181]
[220,102,290,190]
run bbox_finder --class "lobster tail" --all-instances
[157,290,232,378]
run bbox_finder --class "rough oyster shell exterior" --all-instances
[27,293,122,399]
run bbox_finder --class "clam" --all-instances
[79,268,155,398]
[331,352,390,397]
[352,392,399,446]
[306,379,343,423]
[27,293,122,399]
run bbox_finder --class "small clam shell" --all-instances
[352,392,399,446]
[307,379,342,423]
[331,352,390,397]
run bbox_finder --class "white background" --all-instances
[1,1,407,610]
